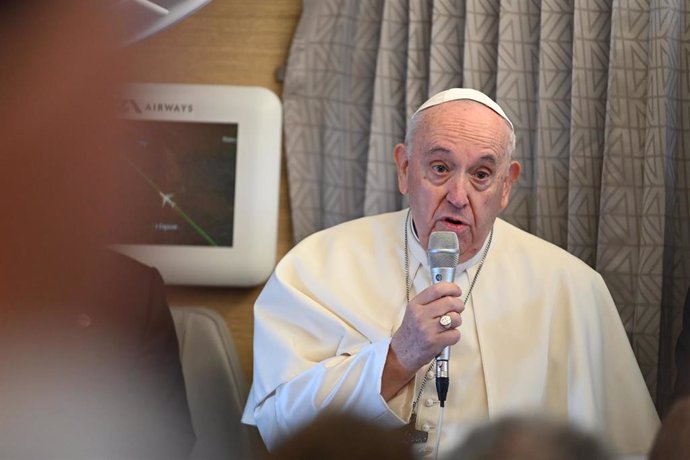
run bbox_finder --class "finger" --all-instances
[413,281,462,305]
[438,328,461,348]
[426,296,465,318]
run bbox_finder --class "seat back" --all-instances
[172,306,253,459]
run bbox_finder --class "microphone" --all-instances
[427,231,459,408]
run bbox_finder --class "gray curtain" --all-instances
[283,0,690,413]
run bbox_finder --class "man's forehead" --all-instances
[414,88,513,132]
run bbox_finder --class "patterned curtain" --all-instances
[283,0,690,413]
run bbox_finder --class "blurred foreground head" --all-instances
[649,396,690,460]
[272,413,415,460]
[0,0,134,295]
[446,414,613,460]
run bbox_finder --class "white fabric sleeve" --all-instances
[247,337,413,451]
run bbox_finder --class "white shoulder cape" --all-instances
[242,210,659,454]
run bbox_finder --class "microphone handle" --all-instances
[430,266,454,407]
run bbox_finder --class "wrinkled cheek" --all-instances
[481,194,497,212]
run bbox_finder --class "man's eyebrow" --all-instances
[425,149,499,165]
[425,146,452,156]
[477,154,498,165]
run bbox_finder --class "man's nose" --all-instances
[445,174,469,208]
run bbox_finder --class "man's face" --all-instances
[394,100,521,262]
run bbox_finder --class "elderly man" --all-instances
[242,89,659,457]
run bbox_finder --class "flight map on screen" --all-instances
[118,120,237,247]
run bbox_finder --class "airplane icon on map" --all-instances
[159,192,176,208]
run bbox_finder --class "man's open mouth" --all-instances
[443,217,465,226]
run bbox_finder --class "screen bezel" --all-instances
[115,83,282,286]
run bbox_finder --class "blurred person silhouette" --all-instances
[271,412,415,460]
[444,413,613,460]
[0,1,195,458]
[648,395,690,460]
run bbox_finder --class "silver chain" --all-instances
[404,209,493,412]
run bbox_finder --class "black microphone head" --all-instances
[428,231,459,269]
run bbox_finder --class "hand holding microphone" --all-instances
[387,232,463,402]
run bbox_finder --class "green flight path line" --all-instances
[125,158,218,246]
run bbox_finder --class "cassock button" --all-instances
[424,398,435,407]
[422,423,432,431]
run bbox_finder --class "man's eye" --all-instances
[431,164,449,174]
[474,170,491,180]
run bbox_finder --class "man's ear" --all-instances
[393,143,409,195]
[500,160,521,208]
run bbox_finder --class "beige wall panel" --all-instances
[126,0,302,381]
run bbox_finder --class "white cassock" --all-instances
[241,209,659,457]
